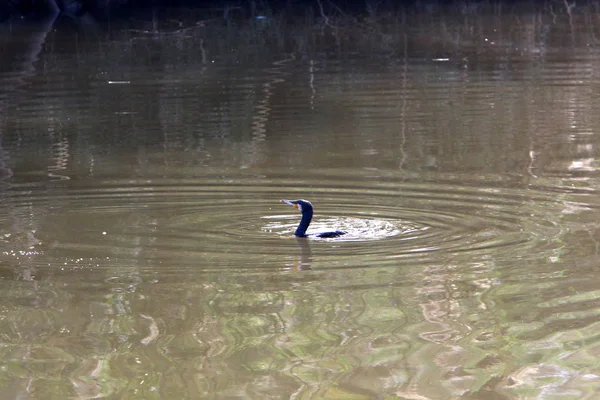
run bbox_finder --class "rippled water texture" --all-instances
[2,5,600,399]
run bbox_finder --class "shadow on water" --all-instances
[2,2,600,399]
[293,237,313,271]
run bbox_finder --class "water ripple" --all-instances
[0,171,578,271]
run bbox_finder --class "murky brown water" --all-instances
[2,6,600,399]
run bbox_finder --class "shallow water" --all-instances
[2,7,600,399]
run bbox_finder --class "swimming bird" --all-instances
[280,199,346,238]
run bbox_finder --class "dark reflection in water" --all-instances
[2,4,600,399]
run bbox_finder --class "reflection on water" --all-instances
[2,4,600,399]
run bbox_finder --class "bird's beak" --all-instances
[280,199,298,208]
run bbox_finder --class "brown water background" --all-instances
[2,3,600,399]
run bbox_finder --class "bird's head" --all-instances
[280,199,313,214]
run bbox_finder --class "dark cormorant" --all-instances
[280,199,346,238]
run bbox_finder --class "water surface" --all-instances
[2,6,600,399]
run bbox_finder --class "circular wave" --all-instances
[0,171,572,270]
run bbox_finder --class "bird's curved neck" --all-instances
[295,209,313,237]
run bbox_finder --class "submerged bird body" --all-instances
[280,199,346,238]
